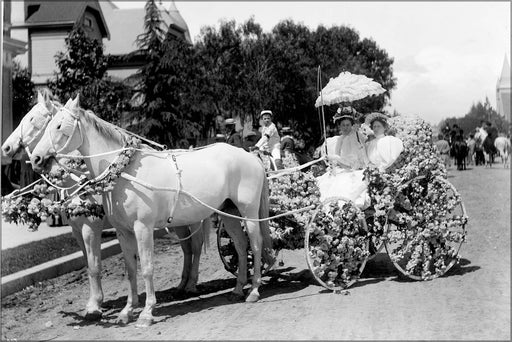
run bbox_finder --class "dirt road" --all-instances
[1,165,510,340]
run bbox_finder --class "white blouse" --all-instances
[366,134,404,171]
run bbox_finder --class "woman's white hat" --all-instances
[225,118,236,125]
[333,106,358,123]
[365,112,389,126]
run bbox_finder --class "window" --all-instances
[26,5,40,20]
[84,17,92,27]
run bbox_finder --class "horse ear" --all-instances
[37,91,44,103]
[64,97,74,108]
[68,94,79,110]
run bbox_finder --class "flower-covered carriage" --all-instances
[217,114,468,291]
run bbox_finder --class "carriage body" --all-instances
[217,115,468,291]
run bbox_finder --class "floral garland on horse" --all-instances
[1,137,140,230]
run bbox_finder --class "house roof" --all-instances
[99,0,191,56]
[23,0,109,38]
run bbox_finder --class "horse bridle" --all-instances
[18,101,60,158]
[49,106,84,155]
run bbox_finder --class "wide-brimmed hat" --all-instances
[259,110,273,118]
[365,112,389,126]
[225,118,236,125]
[281,126,293,133]
[333,106,358,124]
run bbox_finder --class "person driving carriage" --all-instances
[316,106,370,207]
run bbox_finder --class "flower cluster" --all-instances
[268,168,321,251]
[307,200,369,289]
[82,136,141,194]
[42,158,88,187]
[364,115,468,280]
[0,138,131,231]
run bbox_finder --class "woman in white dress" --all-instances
[316,107,370,207]
[316,110,404,209]
[365,113,404,172]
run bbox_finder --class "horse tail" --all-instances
[258,170,275,265]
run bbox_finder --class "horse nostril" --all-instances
[34,155,42,166]
[3,145,11,153]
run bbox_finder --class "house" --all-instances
[99,0,191,83]
[496,55,511,123]
[9,0,191,86]
[9,0,109,85]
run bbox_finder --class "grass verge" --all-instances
[1,231,117,276]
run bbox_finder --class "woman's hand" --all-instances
[326,155,350,169]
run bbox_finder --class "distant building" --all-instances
[9,0,191,86]
[496,55,511,122]
[99,0,191,83]
[10,0,109,86]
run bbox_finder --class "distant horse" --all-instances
[30,98,274,327]
[451,138,468,171]
[2,94,207,321]
[494,136,511,168]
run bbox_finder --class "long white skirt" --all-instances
[316,168,370,209]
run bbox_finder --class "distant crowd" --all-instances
[434,121,511,170]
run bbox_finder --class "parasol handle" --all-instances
[317,66,328,157]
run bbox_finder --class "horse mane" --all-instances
[78,108,130,146]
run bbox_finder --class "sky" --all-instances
[113,1,511,125]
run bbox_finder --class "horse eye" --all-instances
[57,124,62,130]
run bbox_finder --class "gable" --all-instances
[23,1,109,38]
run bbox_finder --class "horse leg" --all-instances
[70,218,102,320]
[241,208,263,303]
[133,220,156,328]
[186,220,208,293]
[175,226,193,292]
[80,217,104,321]
[221,214,248,300]
[116,229,139,325]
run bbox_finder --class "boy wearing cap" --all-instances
[254,110,282,169]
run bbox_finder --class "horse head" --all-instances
[1,90,61,164]
[30,95,82,173]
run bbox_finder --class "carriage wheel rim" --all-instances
[383,175,467,281]
[305,196,370,291]
[216,220,279,277]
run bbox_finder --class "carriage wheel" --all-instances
[305,197,370,291]
[216,218,278,277]
[384,176,468,280]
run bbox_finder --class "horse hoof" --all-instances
[84,310,102,321]
[135,316,154,328]
[245,292,260,303]
[116,312,133,326]
[227,292,245,302]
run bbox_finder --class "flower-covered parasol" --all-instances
[315,71,386,107]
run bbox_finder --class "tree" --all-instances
[12,61,35,127]
[49,25,131,124]
[438,97,510,136]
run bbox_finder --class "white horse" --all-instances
[2,93,208,321]
[494,136,511,168]
[30,98,274,327]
